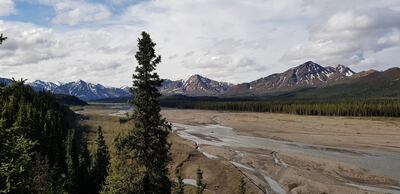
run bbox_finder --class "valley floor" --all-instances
[162,109,400,194]
[161,109,400,153]
[77,105,262,194]
[77,105,400,194]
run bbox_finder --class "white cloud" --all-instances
[0,0,16,16]
[0,20,138,86]
[119,0,312,82]
[282,8,400,66]
[37,0,111,25]
[1,0,400,86]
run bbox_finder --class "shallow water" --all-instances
[263,175,286,194]
[173,123,400,180]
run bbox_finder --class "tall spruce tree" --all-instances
[131,31,171,193]
[110,31,171,193]
[93,126,110,193]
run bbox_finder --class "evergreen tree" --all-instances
[174,172,184,194]
[78,137,92,194]
[65,128,79,193]
[0,73,89,193]
[238,177,246,194]
[0,119,36,193]
[104,31,171,194]
[93,126,110,193]
[128,31,171,193]
[195,167,206,194]
[29,154,56,194]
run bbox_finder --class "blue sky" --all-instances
[0,0,400,86]
[4,1,54,25]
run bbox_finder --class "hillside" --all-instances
[276,67,400,100]
[55,94,88,106]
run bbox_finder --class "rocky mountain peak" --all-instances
[335,64,355,76]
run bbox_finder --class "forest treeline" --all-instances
[0,80,109,193]
[0,33,249,194]
[161,98,400,117]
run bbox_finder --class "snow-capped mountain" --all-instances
[28,80,131,101]
[30,80,60,91]
[226,61,355,95]
[160,74,231,96]
[1,61,359,99]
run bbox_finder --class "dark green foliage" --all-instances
[65,128,94,194]
[196,167,206,194]
[55,94,88,106]
[238,177,246,194]
[0,80,96,193]
[92,126,110,193]
[29,155,57,194]
[174,172,184,194]
[104,32,171,194]
[162,98,400,117]
[0,118,36,193]
[65,128,81,193]
[78,137,93,193]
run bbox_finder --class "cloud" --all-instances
[118,0,311,82]
[37,0,111,25]
[0,21,65,66]
[0,20,139,86]
[2,0,400,86]
[0,0,16,16]
[281,8,400,66]
[184,54,267,82]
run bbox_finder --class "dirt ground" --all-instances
[77,105,263,194]
[161,109,400,194]
[76,105,400,193]
[161,109,400,153]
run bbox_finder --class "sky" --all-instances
[0,0,400,87]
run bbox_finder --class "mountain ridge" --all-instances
[1,61,398,101]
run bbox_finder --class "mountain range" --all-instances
[28,80,131,101]
[0,78,130,101]
[1,61,398,101]
[160,61,358,96]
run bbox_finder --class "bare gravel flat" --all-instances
[162,109,400,153]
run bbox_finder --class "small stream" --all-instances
[173,123,400,193]
[101,104,400,193]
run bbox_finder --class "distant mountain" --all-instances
[226,61,355,95]
[28,80,131,101]
[30,80,60,91]
[53,80,130,101]
[0,78,131,101]
[0,78,12,85]
[160,74,231,96]
[2,60,398,101]
[273,67,400,100]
